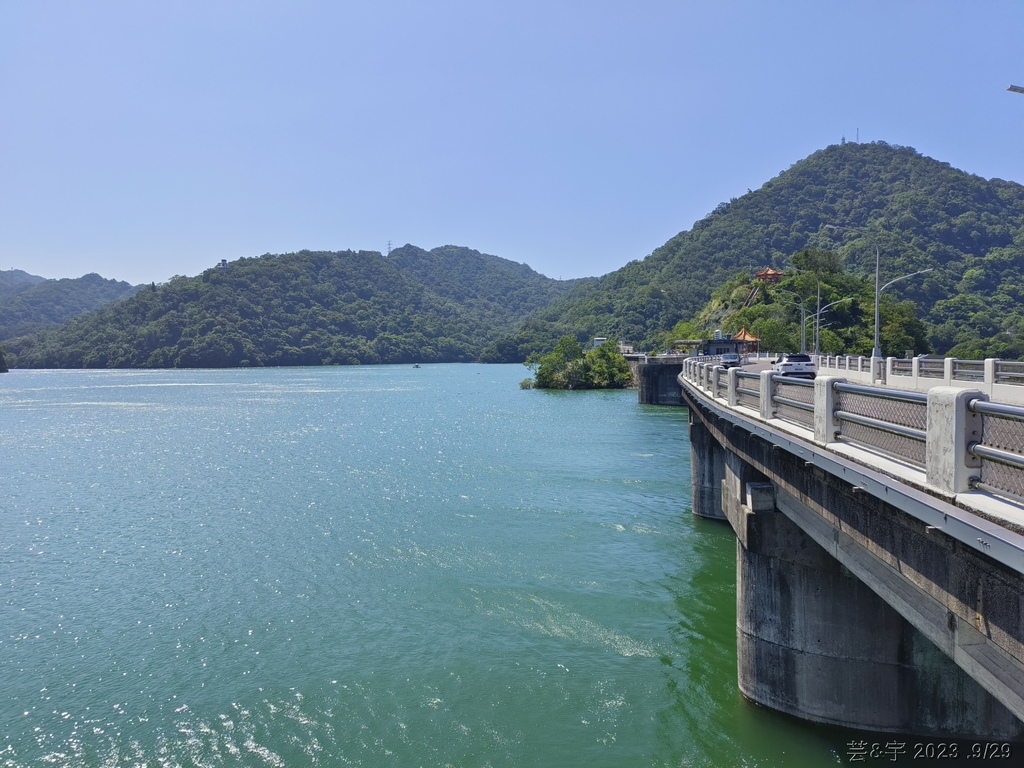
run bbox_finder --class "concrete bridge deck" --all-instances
[670,356,1024,738]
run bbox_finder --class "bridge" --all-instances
[655,354,1024,738]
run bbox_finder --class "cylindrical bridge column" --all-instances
[689,411,726,519]
[735,484,1022,737]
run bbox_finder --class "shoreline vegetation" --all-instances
[521,336,633,390]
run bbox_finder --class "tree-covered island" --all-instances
[522,336,633,389]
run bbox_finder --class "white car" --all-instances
[719,353,742,369]
[772,353,816,379]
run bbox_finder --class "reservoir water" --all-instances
[1,364,854,766]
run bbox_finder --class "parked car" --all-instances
[772,353,816,379]
[719,353,742,369]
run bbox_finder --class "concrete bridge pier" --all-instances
[727,480,1022,737]
[689,412,725,519]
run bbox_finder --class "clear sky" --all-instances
[2,0,1024,285]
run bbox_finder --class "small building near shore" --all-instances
[701,337,744,356]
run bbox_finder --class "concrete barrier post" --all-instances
[727,366,740,407]
[985,358,997,395]
[813,376,845,446]
[926,386,986,495]
[944,357,955,385]
[759,370,775,420]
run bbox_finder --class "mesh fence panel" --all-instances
[836,390,927,466]
[773,379,814,428]
[996,361,1024,385]
[980,414,1024,498]
[953,360,984,382]
[737,376,760,410]
[716,376,728,400]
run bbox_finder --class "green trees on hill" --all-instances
[4,249,579,369]
[661,246,931,357]
[6,143,1024,368]
[0,273,138,341]
[523,337,633,390]
[496,141,1024,360]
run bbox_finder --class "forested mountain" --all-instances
[0,273,139,340]
[7,142,1024,369]
[0,269,48,301]
[387,244,584,315]
[485,141,1024,359]
[4,248,579,368]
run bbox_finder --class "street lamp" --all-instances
[825,224,882,358]
[880,269,934,296]
[811,296,854,354]
[775,288,808,352]
[1009,85,1024,94]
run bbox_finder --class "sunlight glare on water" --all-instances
[1,365,846,766]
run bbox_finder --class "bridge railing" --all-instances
[681,358,1024,509]
[818,355,1024,404]
[971,400,1024,501]
[833,382,927,467]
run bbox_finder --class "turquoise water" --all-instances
[1,364,849,766]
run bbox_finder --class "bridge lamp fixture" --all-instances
[880,269,934,295]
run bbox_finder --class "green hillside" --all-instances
[7,142,1024,369]
[0,273,139,340]
[486,141,1024,359]
[4,248,578,368]
[0,269,47,301]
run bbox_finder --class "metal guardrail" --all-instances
[833,382,928,466]
[996,361,1024,385]
[970,400,1024,502]
[772,375,814,429]
[818,355,1024,404]
[680,356,1024,511]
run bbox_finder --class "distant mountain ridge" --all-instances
[0,272,139,341]
[6,141,1024,367]
[0,269,48,301]
[4,246,580,368]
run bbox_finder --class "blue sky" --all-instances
[2,0,1024,285]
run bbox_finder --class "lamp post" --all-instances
[825,224,883,358]
[790,265,836,353]
[811,296,853,354]
[775,289,808,353]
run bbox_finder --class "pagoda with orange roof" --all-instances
[733,327,760,353]
[753,266,784,284]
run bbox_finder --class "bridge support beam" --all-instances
[729,479,1022,737]
[689,411,726,519]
